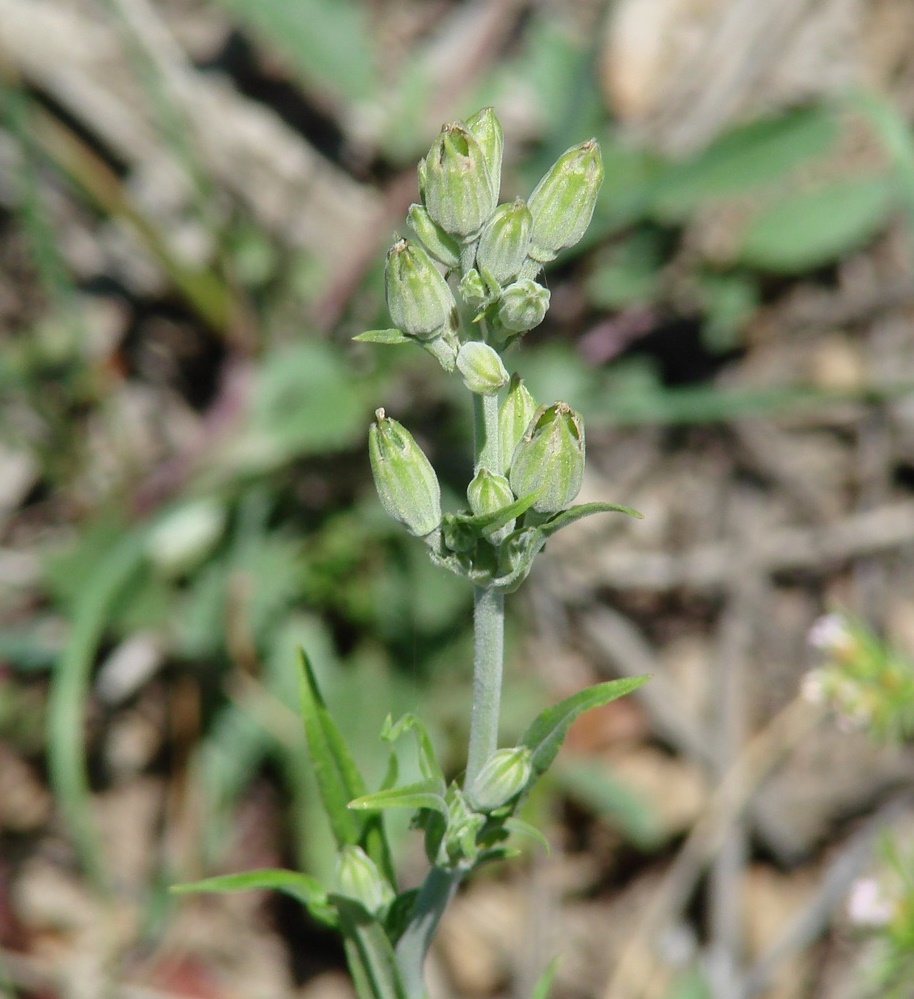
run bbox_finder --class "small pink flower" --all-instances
[846,877,894,927]
[808,614,852,653]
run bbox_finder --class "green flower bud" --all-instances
[527,139,604,262]
[385,238,457,339]
[407,204,460,269]
[467,746,533,811]
[369,409,441,536]
[497,279,550,333]
[476,199,532,286]
[422,123,498,238]
[465,106,504,200]
[509,403,585,513]
[456,341,509,395]
[468,468,516,541]
[336,845,394,914]
[458,268,489,308]
[498,374,537,476]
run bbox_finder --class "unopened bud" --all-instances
[509,403,585,513]
[407,204,461,269]
[369,409,441,536]
[336,845,394,914]
[385,238,457,339]
[464,107,504,201]
[498,375,537,476]
[458,268,489,308]
[497,279,550,333]
[456,341,509,396]
[422,123,498,238]
[527,140,604,262]
[476,199,532,285]
[467,468,516,541]
[467,746,532,811]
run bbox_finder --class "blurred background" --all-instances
[2,1,914,997]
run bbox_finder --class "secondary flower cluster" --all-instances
[803,613,914,740]
[360,108,618,591]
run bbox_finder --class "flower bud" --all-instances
[476,199,532,285]
[422,123,498,237]
[336,845,394,914]
[509,403,585,513]
[467,746,532,811]
[385,238,457,339]
[527,140,604,262]
[498,375,537,476]
[467,468,516,541]
[406,204,460,269]
[458,268,489,308]
[369,409,441,536]
[464,107,504,201]
[456,341,509,396]
[497,279,550,333]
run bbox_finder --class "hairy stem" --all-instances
[395,865,463,999]
[465,584,505,787]
[466,390,505,787]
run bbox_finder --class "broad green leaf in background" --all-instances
[551,759,665,850]
[737,175,896,273]
[240,340,366,469]
[649,105,840,222]
[213,0,377,102]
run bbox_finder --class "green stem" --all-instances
[465,391,504,788]
[465,585,505,787]
[394,866,463,998]
[473,392,500,474]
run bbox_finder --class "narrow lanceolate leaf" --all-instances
[520,676,651,778]
[348,779,449,819]
[298,647,366,846]
[539,501,644,540]
[297,649,395,885]
[171,869,336,927]
[503,817,552,854]
[446,489,540,535]
[530,956,562,999]
[381,713,444,782]
[333,896,408,999]
[353,329,412,345]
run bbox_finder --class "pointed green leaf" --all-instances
[539,501,643,540]
[445,489,540,534]
[381,713,444,782]
[530,956,562,999]
[353,328,412,345]
[349,779,448,818]
[171,869,336,926]
[297,649,395,885]
[520,676,650,778]
[333,896,408,999]
[379,750,399,791]
[298,647,366,846]
[503,817,551,853]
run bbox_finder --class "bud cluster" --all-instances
[361,108,622,590]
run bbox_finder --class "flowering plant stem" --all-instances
[172,107,650,999]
